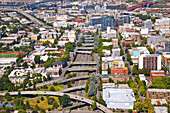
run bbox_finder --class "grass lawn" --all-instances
[24,96,60,110]
[0,53,18,58]
[39,84,64,91]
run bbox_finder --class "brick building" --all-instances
[102,74,129,83]
[111,67,128,75]
[147,89,170,103]
[150,70,166,81]
[124,39,134,46]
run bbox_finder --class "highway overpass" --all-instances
[76,51,91,54]
[71,61,97,65]
[0,91,113,113]
[59,76,89,84]
[77,47,94,50]
[60,85,85,93]
[67,67,97,72]
[82,43,94,47]
[0,8,44,25]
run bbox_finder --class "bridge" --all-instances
[0,91,113,113]
[67,67,97,72]
[84,40,94,43]
[71,61,97,65]
[60,85,85,93]
[82,43,94,47]
[76,51,91,54]
[0,8,44,25]
[59,76,89,84]
[77,47,94,50]
[127,2,154,11]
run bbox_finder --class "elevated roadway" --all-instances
[67,67,97,72]
[59,76,89,84]
[77,47,94,50]
[71,61,97,65]
[60,85,85,93]
[0,91,113,113]
[76,51,91,54]
[0,8,44,25]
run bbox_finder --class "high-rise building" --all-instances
[139,54,161,70]
[144,19,152,30]
[165,39,170,52]
[90,16,114,31]
[101,16,114,31]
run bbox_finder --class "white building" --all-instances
[103,83,136,109]
[138,54,161,70]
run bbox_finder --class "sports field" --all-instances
[0,53,19,58]
[0,52,25,58]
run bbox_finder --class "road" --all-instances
[0,8,44,25]
[0,91,113,113]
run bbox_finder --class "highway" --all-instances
[59,85,85,93]
[0,91,113,113]
[0,8,44,25]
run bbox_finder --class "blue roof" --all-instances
[132,50,140,57]
[6,103,15,108]
[0,103,4,108]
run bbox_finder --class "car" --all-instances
[75,96,77,98]
[81,98,83,100]
[44,92,46,93]
[98,105,100,107]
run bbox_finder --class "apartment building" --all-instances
[138,54,161,70]
[147,89,170,103]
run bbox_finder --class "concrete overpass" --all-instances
[0,91,113,113]
[59,76,89,84]
[0,8,44,25]
[77,47,94,50]
[71,61,97,65]
[82,43,94,47]
[60,85,85,93]
[84,40,94,43]
[67,67,97,72]
[76,51,91,54]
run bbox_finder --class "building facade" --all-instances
[139,54,161,70]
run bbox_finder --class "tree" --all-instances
[43,76,47,81]
[85,82,89,93]
[122,56,125,61]
[18,109,27,113]
[25,101,30,109]
[50,86,55,91]
[98,94,106,106]
[135,101,144,112]
[109,78,114,83]
[40,109,46,113]
[92,101,97,110]
[6,107,10,113]
[92,95,97,101]
[52,101,58,108]
[33,80,36,90]
[41,97,44,101]
[47,74,51,80]
[35,104,39,110]
[37,100,40,103]
[34,56,40,64]
[23,62,28,68]
[128,109,133,113]
[59,94,71,107]
[67,82,72,88]
[18,91,21,98]
[88,82,96,96]
[5,92,11,101]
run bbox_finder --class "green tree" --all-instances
[41,97,44,101]
[52,101,58,108]
[98,94,106,106]
[50,86,55,91]
[18,109,27,113]
[6,107,10,113]
[59,94,71,107]
[92,95,97,101]
[35,104,39,110]
[33,80,36,90]
[22,62,28,68]
[92,101,97,110]
[135,101,144,112]
[18,91,21,98]
[5,92,11,101]
[25,101,31,109]
[34,56,40,64]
